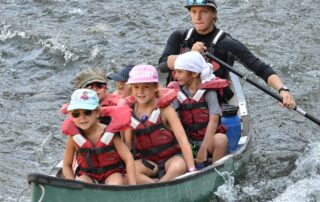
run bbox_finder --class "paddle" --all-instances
[206,52,320,126]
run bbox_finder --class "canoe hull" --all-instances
[29,137,251,202]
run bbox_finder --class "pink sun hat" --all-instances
[127,64,159,84]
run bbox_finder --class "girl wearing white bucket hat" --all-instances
[174,51,228,165]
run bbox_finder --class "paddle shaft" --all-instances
[206,52,320,126]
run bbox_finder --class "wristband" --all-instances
[278,86,290,94]
[188,167,197,172]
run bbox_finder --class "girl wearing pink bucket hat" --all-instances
[124,65,196,184]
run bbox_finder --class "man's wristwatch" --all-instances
[278,86,290,94]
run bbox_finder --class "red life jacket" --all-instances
[167,81,180,90]
[71,129,123,182]
[131,106,181,164]
[119,88,178,108]
[62,105,132,137]
[157,87,178,107]
[177,78,229,141]
[100,94,121,107]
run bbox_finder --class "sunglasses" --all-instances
[71,110,93,118]
[85,82,106,89]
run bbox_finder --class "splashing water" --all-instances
[214,171,237,202]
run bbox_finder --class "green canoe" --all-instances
[28,73,251,202]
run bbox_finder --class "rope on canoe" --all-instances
[38,184,45,202]
[16,184,45,202]
[16,185,30,202]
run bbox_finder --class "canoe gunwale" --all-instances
[27,161,227,191]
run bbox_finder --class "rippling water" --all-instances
[0,0,319,201]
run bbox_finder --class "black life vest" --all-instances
[177,28,235,102]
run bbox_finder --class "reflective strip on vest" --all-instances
[185,28,194,41]
[73,134,86,147]
[185,28,223,45]
[149,108,160,124]
[212,29,224,45]
[100,132,114,145]
[193,90,206,102]
[177,91,188,103]
[131,117,140,129]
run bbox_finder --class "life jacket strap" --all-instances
[184,28,194,44]
[140,140,178,157]
[149,108,160,123]
[141,159,166,179]
[212,29,224,45]
[133,123,164,136]
[77,145,115,155]
[185,122,208,133]
[179,102,207,111]
[131,116,140,129]
[76,161,123,175]
[141,151,181,179]
[141,159,156,170]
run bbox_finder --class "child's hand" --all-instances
[196,146,207,163]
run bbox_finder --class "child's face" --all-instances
[175,70,194,86]
[84,82,108,101]
[70,109,99,131]
[115,81,132,98]
[131,83,158,104]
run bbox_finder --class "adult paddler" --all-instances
[158,0,296,109]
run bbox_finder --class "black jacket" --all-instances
[158,27,276,85]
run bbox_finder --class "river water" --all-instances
[0,0,319,201]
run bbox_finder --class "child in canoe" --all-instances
[62,89,136,185]
[61,67,123,134]
[123,65,196,184]
[108,65,134,99]
[173,51,228,165]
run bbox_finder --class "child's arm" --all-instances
[113,135,137,185]
[62,136,76,180]
[196,114,219,163]
[162,106,195,170]
[123,127,133,150]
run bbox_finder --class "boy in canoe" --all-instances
[108,65,134,99]
[62,89,136,185]
[123,65,196,184]
[73,67,121,107]
[61,67,123,133]
[173,51,228,165]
